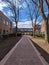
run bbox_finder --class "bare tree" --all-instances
[25,0,35,36]
[3,0,20,36]
[32,0,49,43]
[33,6,40,37]
[25,0,40,37]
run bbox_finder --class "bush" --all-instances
[9,33,16,37]
[2,35,9,39]
[42,34,45,38]
[17,33,22,36]
[35,33,45,38]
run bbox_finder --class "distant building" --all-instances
[0,11,12,35]
[41,20,45,34]
[18,28,33,35]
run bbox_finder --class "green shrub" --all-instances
[35,33,45,38]
[9,33,16,37]
[42,34,45,38]
[2,35,9,39]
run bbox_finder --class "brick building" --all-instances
[0,11,12,35]
[41,20,45,34]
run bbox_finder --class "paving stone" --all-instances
[2,35,48,65]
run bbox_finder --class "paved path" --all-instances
[0,35,49,65]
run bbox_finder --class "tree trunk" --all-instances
[33,25,36,38]
[33,27,35,38]
[33,20,36,38]
[15,22,18,36]
[44,18,49,43]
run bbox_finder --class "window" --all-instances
[7,22,8,25]
[0,29,2,34]
[0,16,2,21]
[5,21,9,25]
[0,16,1,20]
[3,20,6,24]
[3,30,5,34]
[0,16,6,25]
[0,16,5,24]
[7,30,8,33]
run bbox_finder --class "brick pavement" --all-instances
[0,35,49,65]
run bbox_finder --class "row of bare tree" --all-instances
[32,0,49,43]
[3,0,49,43]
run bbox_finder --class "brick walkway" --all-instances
[0,35,49,65]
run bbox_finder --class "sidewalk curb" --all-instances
[27,37,49,65]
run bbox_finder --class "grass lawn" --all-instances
[0,36,21,61]
[28,35,49,63]
[28,35,49,53]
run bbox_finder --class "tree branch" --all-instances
[45,0,49,8]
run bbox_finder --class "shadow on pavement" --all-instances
[0,37,21,61]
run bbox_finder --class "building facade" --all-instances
[35,24,41,33]
[18,28,33,35]
[0,11,12,35]
[41,20,45,34]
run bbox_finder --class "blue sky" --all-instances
[0,0,48,28]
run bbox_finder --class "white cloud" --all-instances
[33,19,35,23]
[7,10,14,16]
[12,22,16,28]
[0,1,7,11]
[18,21,32,28]
[36,21,41,25]
[19,5,22,9]
[22,1,27,8]
[0,0,1,2]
